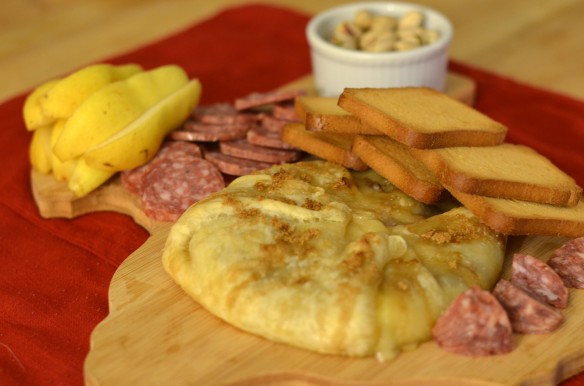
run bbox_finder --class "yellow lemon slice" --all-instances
[53,64,189,162]
[83,79,202,171]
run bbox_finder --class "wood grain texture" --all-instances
[81,228,584,386]
[28,75,584,385]
[30,171,584,386]
[285,72,476,107]
[2,0,584,103]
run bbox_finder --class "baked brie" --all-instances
[162,160,505,360]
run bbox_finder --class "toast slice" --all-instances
[295,95,381,135]
[446,187,584,237]
[281,122,368,171]
[352,135,445,204]
[413,143,582,207]
[338,87,507,149]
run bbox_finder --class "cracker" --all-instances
[353,135,445,204]
[281,122,368,171]
[413,143,582,207]
[295,95,380,135]
[338,87,507,149]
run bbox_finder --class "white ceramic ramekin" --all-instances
[306,1,453,97]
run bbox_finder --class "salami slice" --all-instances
[548,237,584,289]
[157,140,203,159]
[140,157,225,222]
[177,121,251,142]
[121,163,150,195]
[193,102,236,118]
[220,139,302,164]
[260,114,291,133]
[493,279,563,334]
[205,151,274,176]
[194,102,258,125]
[272,102,300,121]
[246,126,296,150]
[511,253,568,308]
[234,89,306,111]
[432,286,514,356]
[121,141,202,195]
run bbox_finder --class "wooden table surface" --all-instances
[2,2,583,385]
[1,0,584,103]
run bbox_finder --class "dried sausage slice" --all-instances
[272,102,300,121]
[140,156,225,222]
[511,253,568,308]
[176,121,251,142]
[548,237,584,289]
[194,102,236,117]
[157,140,203,159]
[220,139,302,164]
[493,279,563,334]
[194,102,259,125]
[121,163,150,195]
[432,286,514,356]
[205,151,273,176]
[121,141,202,195]
[246,126,296,150]
[234,90,306,111]
[260,114,292,133]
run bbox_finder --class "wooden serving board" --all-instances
[30,73,584,386]
[32,176,584,386]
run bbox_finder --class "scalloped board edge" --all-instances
[83,227,584,386]
[30,170,165,233]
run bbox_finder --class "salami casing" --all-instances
[511,253,568,308]
[234,90,306,111]
[121,141,202,195]
[548,237,584,289]
[194,102,259,125]
[272,102,300,121]
[260,114,292,133]
[178,121,251,142]
[246,126,296,150]
[493,279,563,334]
[220,139,302,164]
[140,156,224,222]
[205,151,273,176]
[432,286,514,356]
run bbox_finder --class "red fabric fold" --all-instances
[0,3,583,386]
[449,61,584,187]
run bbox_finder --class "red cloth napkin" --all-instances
[0,4,583,386]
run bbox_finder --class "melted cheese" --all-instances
[163,160,506,359]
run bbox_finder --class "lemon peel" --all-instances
[84,79,202,171]
[29,125,53,174]
[39,63,142,121]
[53,64,189,162]
[23,79,61,130]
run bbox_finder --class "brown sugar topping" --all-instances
[342,250,369,273]
[420,214,483,244]
[273,196,297,206]
[257,218,321,275]
[270,169,294,189]
[302,198,323,211]
[332,176,353,190]
[238,207,261,219]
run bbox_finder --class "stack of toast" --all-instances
[282,87,584,237]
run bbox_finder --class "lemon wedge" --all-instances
[84,79,202,171]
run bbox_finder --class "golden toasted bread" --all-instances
[413,143,582,207]
[281,122,368,171]
[352,135,445,204]
[338,87,507,149]
[446,186,584,237]
[295,95,381,134]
